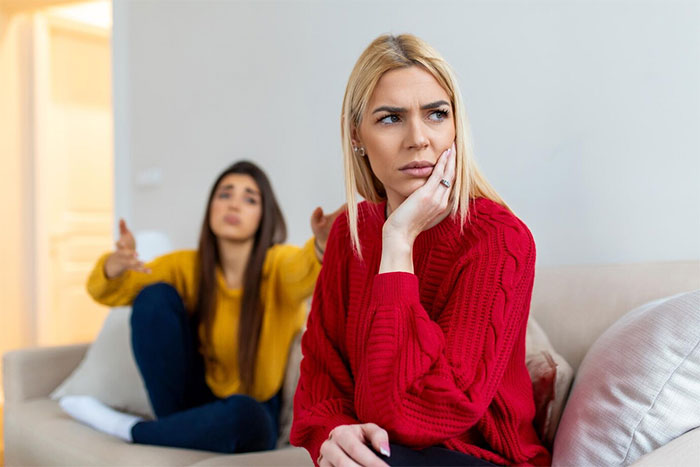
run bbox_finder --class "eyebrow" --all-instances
[219,184,260,196]
[372,100,450,114]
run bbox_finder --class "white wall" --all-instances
[113,0,700,266]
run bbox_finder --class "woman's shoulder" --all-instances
[462,197,535,253]
[262,239,316,277]
[147,249,199,272]
[329,200,384,247]
[156,249,198,262]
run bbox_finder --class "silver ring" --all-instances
[440,178,451,188]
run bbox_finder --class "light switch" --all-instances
[136,167,163,188]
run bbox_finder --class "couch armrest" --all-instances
[631,426,700,466]
[3,344,89,404]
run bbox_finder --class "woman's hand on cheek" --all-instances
[317,423,390,467]
[383,142,456,245]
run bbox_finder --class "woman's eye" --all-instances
[217,192,231,199]
[378,114,401,124]
[429,109,449,121]
[246,198,258,205]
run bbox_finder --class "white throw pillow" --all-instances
[51,307,155,419]
[552,290,700,466]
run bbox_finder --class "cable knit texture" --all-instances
[290,198,552,466]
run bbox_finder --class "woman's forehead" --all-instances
[369,67,449,108]
[217,173,259,193]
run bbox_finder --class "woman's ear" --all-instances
[351,127,362,148]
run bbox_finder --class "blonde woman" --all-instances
[290,35,551,466]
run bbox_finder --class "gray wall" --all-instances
[113,0,700,266]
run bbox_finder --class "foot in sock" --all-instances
[59,395,143,442]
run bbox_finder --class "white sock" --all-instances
[59,395,143,442]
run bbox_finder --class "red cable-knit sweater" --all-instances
[290,197,552,466]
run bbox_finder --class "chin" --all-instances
[395,178,429,198]
[213,227,254,243]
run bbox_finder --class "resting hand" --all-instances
[318,423,390,467]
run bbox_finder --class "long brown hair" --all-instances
[194,160,287,393]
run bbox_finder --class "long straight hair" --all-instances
[340,34,511,256]
[194,160,287,393]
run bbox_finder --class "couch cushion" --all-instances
[46,306,571,451]
[552,290,700,466]
[530,260,700,370]
[631,426,700,467]
[4,398,218,466]
[50,307,155,419]
[190,446,312,466]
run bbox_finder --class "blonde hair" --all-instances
[340,33,511,256]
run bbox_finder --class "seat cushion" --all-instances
[190,447,312,466]
[5,399,310,466]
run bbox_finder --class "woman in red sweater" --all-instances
[290,34,552,467]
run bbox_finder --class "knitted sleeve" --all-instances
[353,217,536,447]
[290,217,359,464]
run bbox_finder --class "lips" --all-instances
[399,160,435,177]
[223,215,241,225]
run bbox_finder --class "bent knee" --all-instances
[131,283,183,325]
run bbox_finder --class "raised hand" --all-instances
[311,204,347,252]
[103,219,151,279]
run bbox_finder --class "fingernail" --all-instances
[380,443,391,457]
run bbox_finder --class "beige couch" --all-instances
[4,260,700,466]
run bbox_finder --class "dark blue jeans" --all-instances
[129,283,279,453]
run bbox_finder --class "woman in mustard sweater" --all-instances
[60,160,343,454]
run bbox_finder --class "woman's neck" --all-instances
[217,237,254,289]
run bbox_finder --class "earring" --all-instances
[353,146,366,157]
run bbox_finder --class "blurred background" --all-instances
[1,0,698,446]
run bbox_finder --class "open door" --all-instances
[32,3,114,346]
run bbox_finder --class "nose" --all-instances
[227,195,242,211]
[406,116,429,151]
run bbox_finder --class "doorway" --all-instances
[0,0,114,378]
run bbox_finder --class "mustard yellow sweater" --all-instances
[86,237,321,402]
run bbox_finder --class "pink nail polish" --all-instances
[380,443,391,457]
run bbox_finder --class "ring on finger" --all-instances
[440,178,451,188]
